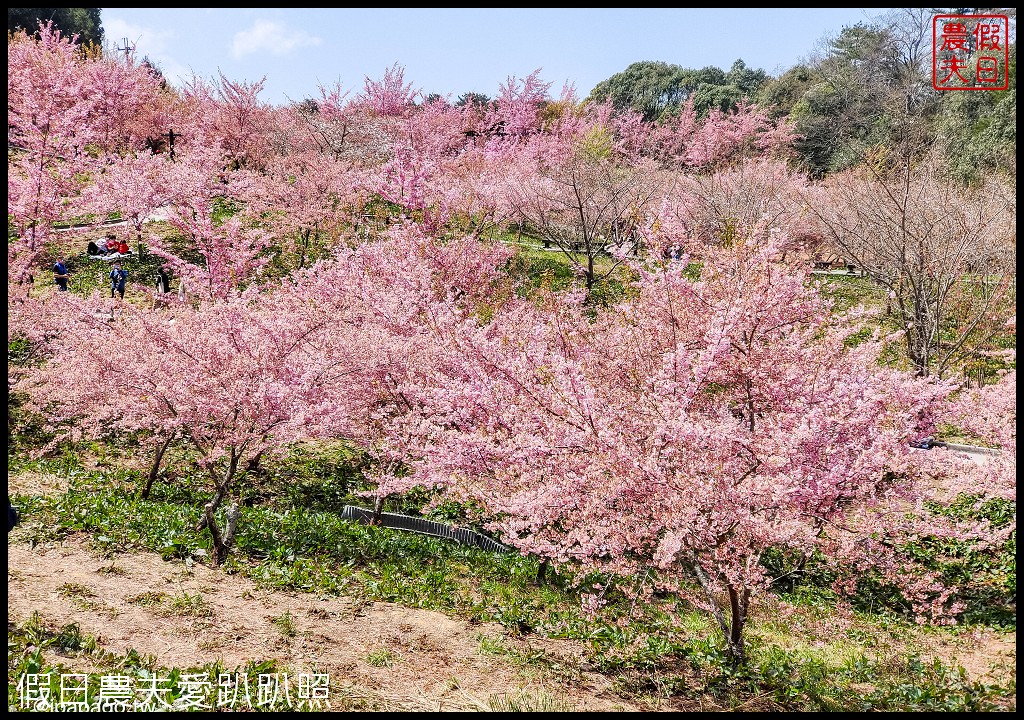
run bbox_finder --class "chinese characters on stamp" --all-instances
[933,14,1010,91]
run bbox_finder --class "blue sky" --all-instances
[101,8,890,106]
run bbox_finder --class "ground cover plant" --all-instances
[7,450,1016,711]
[7,18,1016,712]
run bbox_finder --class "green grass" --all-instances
[7,450,1016,711]
[814,273,888,312]
[56,582,95,599]
[126,591,166,607]
[165,590,213,618]
[39,240,169,299]
[497,230,633,305]
[365,648,396,668]
[273,611,297,638]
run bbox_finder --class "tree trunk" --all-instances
[370,495,385,526]
[298,228,311,269]
[140,434,174,500]
[196,451,238,533]
[691,555,750,666]
[196,482,230,533]
[536,558,549,585]
[205,501,241,567]
[204,502,224,566]
[727,584,750,666]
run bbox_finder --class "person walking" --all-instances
[109,262,128,299]
[53,257,70,291]
[8,497,19,532]
[155,267,170,294]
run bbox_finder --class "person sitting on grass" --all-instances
[118,239,129,255]
[105,234,119,255]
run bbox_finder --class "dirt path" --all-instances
[8,537,644,712]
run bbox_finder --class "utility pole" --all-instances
[116,37,134,60]
[160,128,177,161]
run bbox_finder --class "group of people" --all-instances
[48,227,180,299]
[52,256,128,298]
[87,233,130,257]
[53,256,171,300]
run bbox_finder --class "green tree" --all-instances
[725,58,768,97]
[936,43,1016,185]
[455,92,490,107]
[8,8,103,47]
[755,64,819,120]
[587,59,768,121]
[587,60,688,121]
[784,18,941,178]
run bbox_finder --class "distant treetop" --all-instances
[8,8,104,47]
[586,59,769,121]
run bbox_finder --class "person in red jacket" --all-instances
[118,239,129,254]
[106,234,119,254]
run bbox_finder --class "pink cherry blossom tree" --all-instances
[290,225,515,518]
[8,21,165,304]
[180,71,276,172]
[77,150,176,243]
[643,98,795,170]
[16,286,365,564]
[8,22,97,272]
[663,158,816,255]
[357,62,420,118]
[241,145,367,271]
[135,141,271,301]
[486,69,552,139]
[383,231,981,663]
[146,199,273,302]
[935,367,1017,502]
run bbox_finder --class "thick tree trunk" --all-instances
[536,558,549,585]
[727,584,750,665]
[205,501,240,567]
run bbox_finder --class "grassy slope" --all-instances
[8,224,1016,711]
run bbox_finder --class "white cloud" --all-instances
[231,19,321,59]
[103,17,191,88]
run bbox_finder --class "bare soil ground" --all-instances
[8,537,646,711]
[8,536,1015,712]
